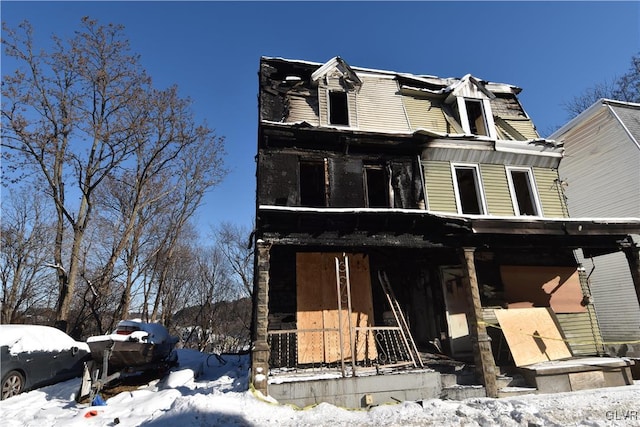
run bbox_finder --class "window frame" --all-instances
[505,166,543,217]
[327,90,350,127]
[363,164,390,208]
[455,97,496,139]
[451,163,488,215]
[299,158,329,207]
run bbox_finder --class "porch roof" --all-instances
[257,205,639,254]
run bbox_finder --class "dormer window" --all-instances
[329,91,349,126]
[447,75,497,139]
[464,99,488,136]
[312,57,362,129]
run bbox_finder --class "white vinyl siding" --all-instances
[355,76,410,132]
[559,108,640,218]
[287,93,319,125]
[557,103,640,353]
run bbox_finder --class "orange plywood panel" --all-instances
[296,252,326,364]
[296,252,377,364]
[494,307,572,367]
[501,266,586,313]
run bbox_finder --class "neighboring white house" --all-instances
[551,99,640,357]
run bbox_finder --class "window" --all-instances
[451,96,495,138]
[299,160,327,207]
[452,164,486,215]
[507,167,541,216]
[329,91,349,126]
[364,165,389,208]
[464,99,488,136]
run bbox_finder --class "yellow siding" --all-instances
[480,164,515,216]
[403,96,448,133]
[533,168,569,218]
[556,311,604,356]
[423,160,457,212]
[503,118,540,140]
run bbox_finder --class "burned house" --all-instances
[251,57,640,407]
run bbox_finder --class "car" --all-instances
[0,324,90,400]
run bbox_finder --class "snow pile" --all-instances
[0,325,89,355]
[1,348,639,426]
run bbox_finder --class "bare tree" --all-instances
[0,191,56,323]
[215,222,255,297]
[563,52,640,119]
[2,18,226,332]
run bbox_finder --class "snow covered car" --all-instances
[0,325,90,400]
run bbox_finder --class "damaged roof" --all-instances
[259,56,544,145]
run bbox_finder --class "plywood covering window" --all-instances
[452,164,486,215]
[299,160,327,207]
[363,165,389,208]
[507,167,542,216]
[296,253,377,364]
[329,91,349,126]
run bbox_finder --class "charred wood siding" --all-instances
[258,149,421,209]
[258,152,299,206]
[329,157,365,207]
[533,167,569,218]
[480,164,515,216]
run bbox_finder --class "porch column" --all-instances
[459,247,498,398]
[622,243,640,309]
[251,240,272,395]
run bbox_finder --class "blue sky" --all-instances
[2,1,639,235]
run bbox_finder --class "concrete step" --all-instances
[497,386,538,398]
[441,384,486,400]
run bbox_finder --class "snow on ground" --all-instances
[1,348,640,426]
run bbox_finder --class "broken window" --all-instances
[363,165,389,208]
[464,99,488,136]
[507,167,541,216]
[329,91,349,126]
[299,160,327,207]
[452,164,485,215]
[451,96,493,137]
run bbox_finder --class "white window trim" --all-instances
[325,88,355,129]
[505,166,543,217]
[451,163,488,215]
[455,97,497,139]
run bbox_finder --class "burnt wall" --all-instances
[257,148,422,209]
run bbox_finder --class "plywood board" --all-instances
[501,266,586,313]
[296,252,377,364]
[296,252,326,364]
[494,307,572,367]
[440,267,472,356]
